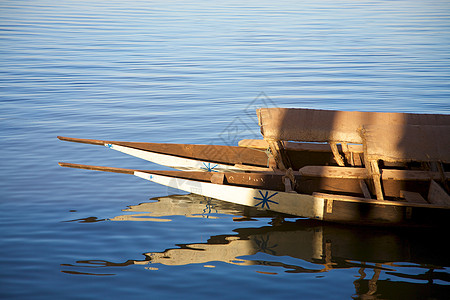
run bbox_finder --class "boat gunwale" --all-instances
[313,192,450,209]
[57,136,269,167]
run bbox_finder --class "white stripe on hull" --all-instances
[134,171,324,220]
[105,144,245,172]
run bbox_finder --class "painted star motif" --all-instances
[254,191,279,209]
[201,162,219,172]
[254,235,278,255]
[106,143,113,149]
[202,197,218,216]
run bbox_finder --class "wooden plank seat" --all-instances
[298,165,449,181]
[257,108,450,144]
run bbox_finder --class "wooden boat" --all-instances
[58,108,450,227]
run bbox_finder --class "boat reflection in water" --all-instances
[109,193,288,222]
[62,194,449,298]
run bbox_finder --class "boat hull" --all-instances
[57,136,271,172]
[134,171,325,221]
[134,171,450,227]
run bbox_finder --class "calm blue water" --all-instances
[1,0,449,299]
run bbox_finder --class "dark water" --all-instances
[1,0,449,299]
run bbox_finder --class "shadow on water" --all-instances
[63,216,107,223]
[61,194,449,299]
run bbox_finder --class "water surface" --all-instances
[1,0,449,299]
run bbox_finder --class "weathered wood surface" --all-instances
[233,164,273,172]
[257,108,450,144]
[298,166,449,181]
[360,124,450,201]
[428,180,450,206]
[313,192,449,208]
[58,162,135,174]
[58,136,358,170]
[330,142,345,166]
[361,124,450,163]
[359,180,371,199]
[239,139,364,168]
[59,162,448,185]
[58,136,269,167]
[59,162,450,226]
[296,175,433,199]
[315,192,450,227]
[400,190,428,204]
[255,109,449,200]
[59,162,448,199]
[58,162,286,190]
[268,140,294,171]
[239,139,364,153]
[58,136,369,170]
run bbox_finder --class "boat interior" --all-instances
[250,108,450,205]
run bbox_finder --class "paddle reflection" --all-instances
[61,194,449,298]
